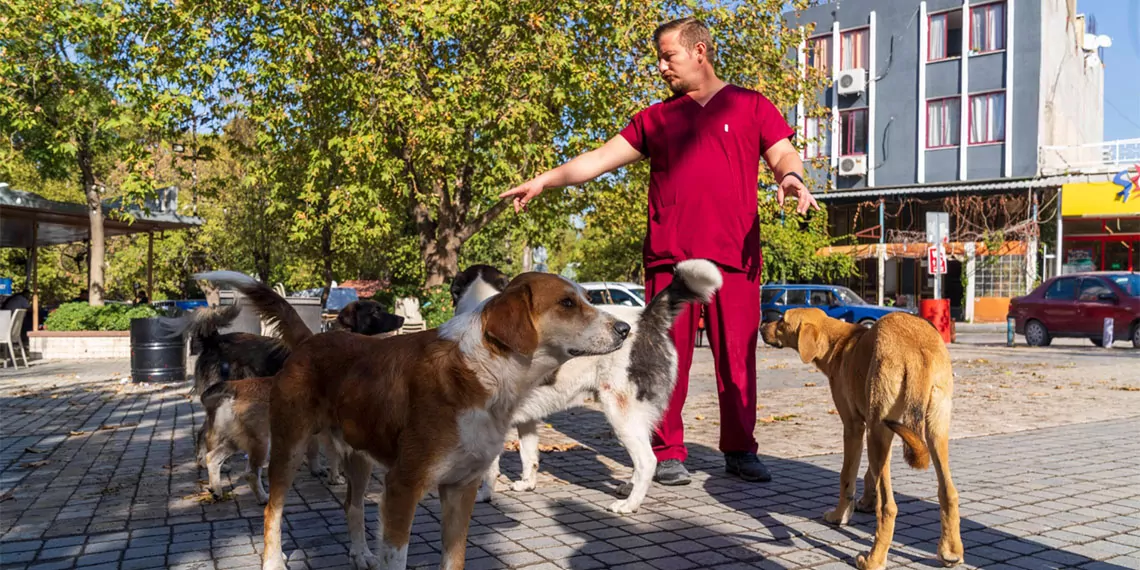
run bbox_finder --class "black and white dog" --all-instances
[452,261,722,513]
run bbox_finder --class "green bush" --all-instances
[44,302,159,331]
[372,284,455,329]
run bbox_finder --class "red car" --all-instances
[1009,272,1140,348]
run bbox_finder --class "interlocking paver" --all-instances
[3,361,1140,570]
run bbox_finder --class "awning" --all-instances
[0,183,204,248]
[813,176,1080,202]
[817,240,1028,260]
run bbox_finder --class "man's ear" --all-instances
[796,322,825,364]
[481,284,537,356]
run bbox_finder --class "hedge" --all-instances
[44,302,159,331]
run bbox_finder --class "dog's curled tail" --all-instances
[159,304,241,342]
[664,259,723,312]
[884,418,931,470]
[194,271,313,350]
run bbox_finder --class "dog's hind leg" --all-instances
[344,451,379,570]
[475,454,500,503]
[855,423,898,570]
[928,403,963,567]
[306,437,327,479]
[439,478,481,570]
[205,441,237,500]
[604,396,656,514]
[323,431,344,485]
[824,420,865,525]
[509,421,540,492]
[245,441,270,505]
[263,422,311,570]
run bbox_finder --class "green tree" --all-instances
[0,0,214,305]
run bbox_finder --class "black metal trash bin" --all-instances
[130,317,186,383]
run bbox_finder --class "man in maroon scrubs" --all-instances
[501,17,818,484]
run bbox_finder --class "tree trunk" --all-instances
[78,139,105,306]
[320,223,333,305]
[422,229,460,288]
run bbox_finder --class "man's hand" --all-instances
[500,176,546,213]
[776,174,820,215]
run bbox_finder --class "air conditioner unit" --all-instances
[838,155,867,177]
[836,68,866,95]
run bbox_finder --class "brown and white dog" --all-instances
[452,261,722,513]
[201,270,631,570]
[760,308,963,570]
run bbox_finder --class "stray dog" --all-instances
[174,293,404,485]
[450,264,510,315]
[201,270,631,570]
[760,308,963,570]
[454,260,722,513]
[197,376,273,503]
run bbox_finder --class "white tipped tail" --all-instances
[193,270,259,287]
[673,259,722,303]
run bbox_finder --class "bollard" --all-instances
[1103,317,1114,348]
[1007,317,1016,347]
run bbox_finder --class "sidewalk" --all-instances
[1,365,1138,570]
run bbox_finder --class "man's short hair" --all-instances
[653,17,715,62]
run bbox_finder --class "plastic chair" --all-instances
[1,309,29,368]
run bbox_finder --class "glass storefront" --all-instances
[1061,217,1139,273]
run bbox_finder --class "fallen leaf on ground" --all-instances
[23,447,48,454]
[68,430,87,437]
[98,422,138,431]
[804,382,817,387]
[1113,386,1140,392]
[539,442,581,453]
[183,490,234,504]
[759,414,798,423]
[20,460,50,469]
[695,415,705,421]
[827,409,839,415]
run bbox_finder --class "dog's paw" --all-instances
[348,550,380,570]
[474,485,493,504]
[261,551,288,570]
[823,508,851,525]
[608,499,640,514]
[615,482,634,498]
[855,553,886,570]
[326,473,345,486]
[855,495,876,513]
[509,480,536,492]
[937,540,964,567]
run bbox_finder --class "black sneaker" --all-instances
[653,459,692,486]
[725,452,772,482]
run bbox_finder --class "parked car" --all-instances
[581,281,646,308]
[151,299,208,316]
[761,284,908,327]
[1008,272,1140,348]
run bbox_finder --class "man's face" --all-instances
[656,30,703,94]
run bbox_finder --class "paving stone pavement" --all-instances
[1,374,1139,570]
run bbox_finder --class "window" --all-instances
[809,290,835,306]
[969,92,1005,144]
[929,10,963,60]
[762,288,784,304]
[626,286,645,302]
[804,117,831,158]
[1044,277,1078,300]
[970,2,1005,53]
[608,288,638,306]
[840,108,868,155]
[586,289,607,305]
[840,29,868,70]
[1108,275,1140,297]
[784,290,808,305]
[1078,278,1113,302]
[807,36,831,74]
[927,98,961,148]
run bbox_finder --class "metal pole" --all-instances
[147,231,154,303]
[1055,189,1064,276]
[31,222,39,332]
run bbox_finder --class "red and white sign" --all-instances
[927,246,947,275]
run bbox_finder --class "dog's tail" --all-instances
[884,409,931,470]
[194,270,313,350]
[159,304,241,342]
[650,259,723,319]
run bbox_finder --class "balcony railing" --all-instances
[1038,138,1140,175]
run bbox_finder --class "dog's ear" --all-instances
[481,283,537,356]
[337,302,358,331]
[796,322,825,364]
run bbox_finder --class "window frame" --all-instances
[1044,277,1079,301]
[839,107,869,156]
[969,1,1007,55]
[927,9,964,62]
[803,116,832,159]
[926,96,962,149]
[806,34,832,75]
[839,26,870,71]
[967,90,1006,146]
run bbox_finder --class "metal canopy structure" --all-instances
[0,183,204,329]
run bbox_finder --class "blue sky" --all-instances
[1082,0,1140,140]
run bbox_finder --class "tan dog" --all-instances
[760,308,963,570]
[203,271,631,570]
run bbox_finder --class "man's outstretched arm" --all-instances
[500,135,645,213]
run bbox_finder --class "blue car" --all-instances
[760,284,907,327]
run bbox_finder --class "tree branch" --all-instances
[459,200,509,242]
